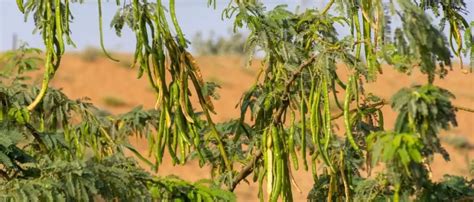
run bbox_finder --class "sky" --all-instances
[0,0,473,54]
[0,0,304,52]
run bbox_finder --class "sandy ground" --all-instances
[27,53,473,201]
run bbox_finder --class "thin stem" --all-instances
[321,0,335,15]
[454,105,474,113]
[360,6,377,28]
[27,73,50,111]
[331,100,386,120]
[340,151,350,202]
[327,174,334,202]
[98,0,119,62]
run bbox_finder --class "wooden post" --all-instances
[12,33,18,50]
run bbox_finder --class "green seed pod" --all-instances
[300,77,308,170]
[344,75,360,152]
[55,0,64,55]
[289,112,299,170]
[270,158,283,202]
[322,75,332,151]
[266,128,273,195]
[16,0,24,13]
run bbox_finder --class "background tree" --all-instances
[192,31,246,56]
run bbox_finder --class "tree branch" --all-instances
[229,150,262,191]
[232,55,318,191]
[273,54,318,124]
[330,100,387,120]
[454,105,474,113]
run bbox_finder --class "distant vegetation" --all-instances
[192,31,246,56]
[103,96,128,107]
[0,43,41,76]
[80,46,103,62]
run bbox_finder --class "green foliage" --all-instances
[384,0,452,82]
[0,128,35,173]
[0,155,149,201]
[470,160,474,177]
[6,0,474,201]
[0,46,235,201]
[0,154,235,201]
[0,80,235,201]
[365,132,427,199]
[392,85,457,159]
[352,176,392,202]
[149,177,236,201]
[419,175,474,201]
[367,132,424,175]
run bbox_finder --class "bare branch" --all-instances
[454,105,474,113]
[229,150,263,191]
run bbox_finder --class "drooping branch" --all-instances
[232,50,364,190]
[231,54,318,191]
[229,101,389,190]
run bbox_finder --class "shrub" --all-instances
[5,0,474,201]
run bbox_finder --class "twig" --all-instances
[330,100,387,120]
[289,165,303,193]
[321,0,335,15]
[340,151,350,202]
[229,150,262,191]
[454,105,474,113]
